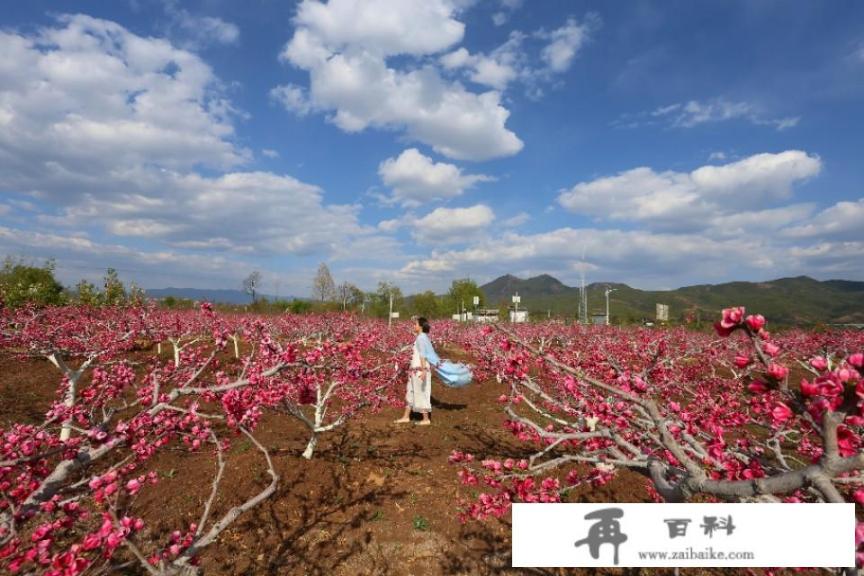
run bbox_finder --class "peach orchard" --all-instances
[1,303,862,574]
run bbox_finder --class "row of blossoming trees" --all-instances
[0,303,411,575]
[2,301,863,573]
[446,308,864,569]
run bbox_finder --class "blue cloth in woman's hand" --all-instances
[434,361,473,387]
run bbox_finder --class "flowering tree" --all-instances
[0,304,285,574]
[1,305,150,441]
[0,304,414,573]
[265,314,410,458]
[450,310,863,568]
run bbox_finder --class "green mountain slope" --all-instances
[479,274,864,325]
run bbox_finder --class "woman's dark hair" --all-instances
[417,317,431,333]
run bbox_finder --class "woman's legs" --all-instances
[394,404,412,423]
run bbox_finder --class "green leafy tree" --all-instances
[0,258,66,308]
[369,282,403,318]
[102,268,127,306]
[74,279,101,306]
[128,283,147,307]
[447,278,484,315]
[288,299,312,314]
[411,290,442,318]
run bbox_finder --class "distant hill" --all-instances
[480,274,864,325]
[145,288,294,305]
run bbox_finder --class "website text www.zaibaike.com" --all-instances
[637,547,755,562]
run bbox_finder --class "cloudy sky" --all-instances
[1,1,862,296]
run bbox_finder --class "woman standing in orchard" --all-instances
[395,316,439,426]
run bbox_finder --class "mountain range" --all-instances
[479,274,864,325]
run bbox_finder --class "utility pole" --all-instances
[605,286,617,326]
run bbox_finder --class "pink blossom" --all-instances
[809,357,829,371]
[105,532,123,549]
[713,321,735,337]
[734,355,751,368]
[850,353,864,369]
[800,379,819,397]
[125,479,142,495]
[763,342,780,357]
[837,367,859,383]
[837,426,861,457]
[720,307,746,329]
[745,314,766,332]
[748,380,769,394]
[766,364,788,381]
[82,533,101,551]
[771,402,793,425]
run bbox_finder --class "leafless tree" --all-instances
[242,271,261,303]
[312,263,336,302]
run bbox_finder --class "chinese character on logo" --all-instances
[701,515,735,538]
[663,518,691,539]
[574,508,628,565]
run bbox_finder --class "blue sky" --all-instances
[0,0,862,296]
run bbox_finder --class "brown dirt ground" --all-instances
[0,345,812,576]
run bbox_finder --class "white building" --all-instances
[509,310,529,323]
[475,309,499,323]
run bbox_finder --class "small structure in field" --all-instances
[656,303,670,323]
[510,309,529,323]
[475,308,499,323]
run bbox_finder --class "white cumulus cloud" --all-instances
[276,0,523,161]
[378,148,493,206]
[413,204,495,244]
[782,198,864,241]
[557,150,821,229]
[0,15,393,265]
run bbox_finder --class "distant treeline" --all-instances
[0,258,489,320]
